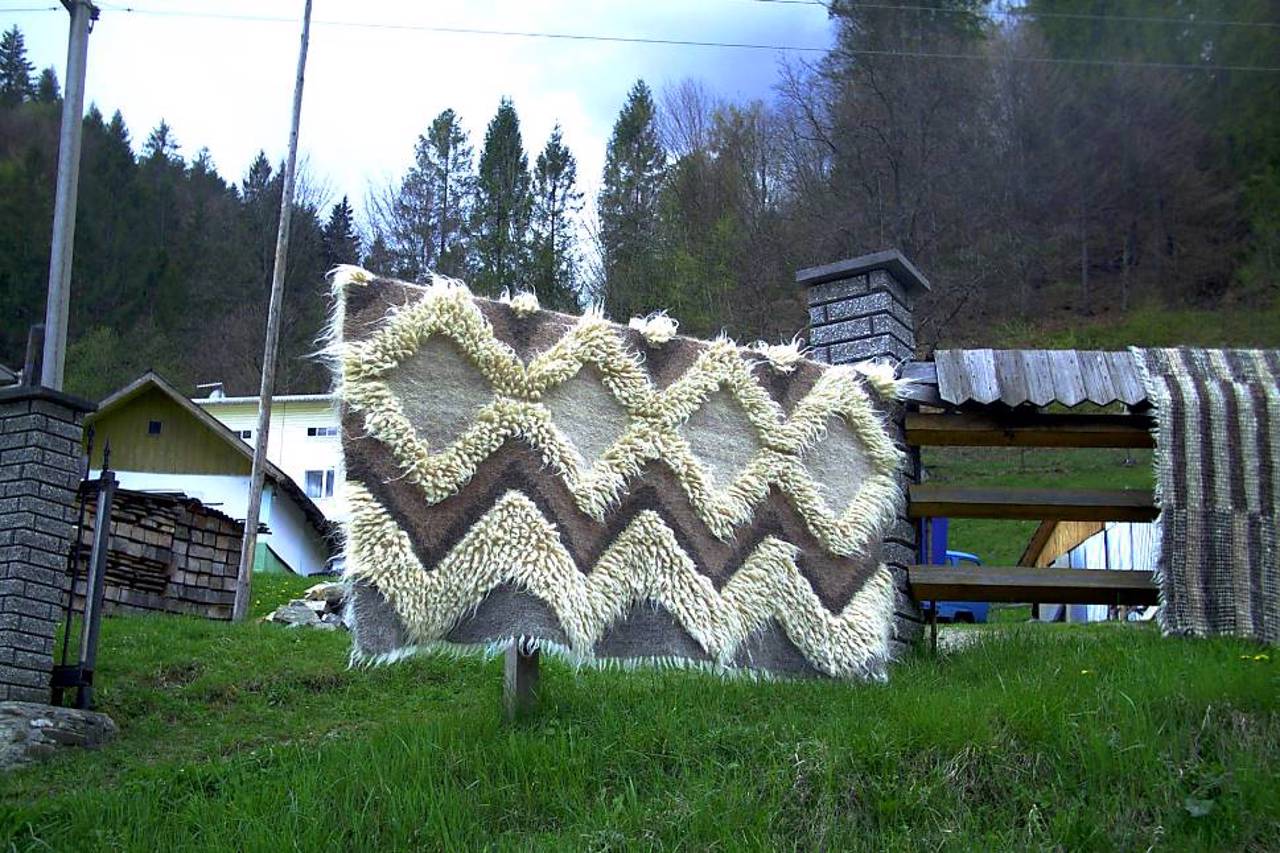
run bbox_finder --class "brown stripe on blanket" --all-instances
[474,298,578,362]
[340,275,423,343]
[351,578,823,675]
[345,429,884,613]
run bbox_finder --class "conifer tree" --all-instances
[598,80,666,319]
[144,119,180,162]
[471,97,531,296]
[421,109,474,278]
[0,26,33,106]
[322,196,361,269]
[34,67,58,103]
[107,109,131,150]
[529,124,582,312]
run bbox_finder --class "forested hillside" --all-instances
[1,1,1276,401]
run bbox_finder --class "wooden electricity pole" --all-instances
[40,0,99,390]
[233,0,314,621]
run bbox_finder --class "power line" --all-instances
[95,5,830,52]
[90,4,1280,73]
[9,1,1280,29]
[749,0,1280,29]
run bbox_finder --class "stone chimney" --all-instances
[798,249,928,365]
[797,249,930,659]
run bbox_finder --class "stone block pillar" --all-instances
[797,250,929,659]
[0,386,95,702]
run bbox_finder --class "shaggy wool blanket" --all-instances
[1133,347,1279,644]
[329,268,905,678]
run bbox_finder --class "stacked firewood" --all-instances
[72,487,244,621]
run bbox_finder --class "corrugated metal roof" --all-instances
[930,349,1148,408]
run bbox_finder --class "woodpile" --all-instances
[71,486,246,621]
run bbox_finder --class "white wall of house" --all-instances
[1040,521,1162,623]
[195,396,347,522]
[94,470,331,576]
[259,484,333,576]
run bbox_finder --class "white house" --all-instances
[194,387,347,523]
[1022,519,1161,623]
[87,372,336,576]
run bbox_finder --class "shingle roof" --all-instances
[909,349,1149,409]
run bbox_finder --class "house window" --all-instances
[307,426,339,438]
[147,420,162,436]
[238,429,253,440]
[305,469,335,499]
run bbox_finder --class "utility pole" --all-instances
[40,0,99,390]
[233,0,314,621]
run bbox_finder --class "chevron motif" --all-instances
[345,484,895,679]
[331,270,904,557]
[331,269,904,678]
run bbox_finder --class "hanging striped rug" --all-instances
[1132,348,1279,644]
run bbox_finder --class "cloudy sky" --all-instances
[9,0,835,225]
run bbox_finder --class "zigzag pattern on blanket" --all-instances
[346,484,895,679]
[332,271,903,557]
[330,268,906,678]
[343,438,885,614]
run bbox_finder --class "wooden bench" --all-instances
[907,564,1160,651]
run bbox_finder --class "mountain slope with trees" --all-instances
[1,2,1276,401]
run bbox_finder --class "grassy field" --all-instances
[963,302,1280,352]
[2,323,1274,850]
[0,572,1276,851]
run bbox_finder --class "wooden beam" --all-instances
[908,484,1158,522]
[1019,520,1057,567]
[898,361,943,406]
[905,411,1155,448]
[503,643,539,723]
[908,565,1159,605]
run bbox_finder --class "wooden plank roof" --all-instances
[926,349,1148,408]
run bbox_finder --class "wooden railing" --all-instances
[903,395,1160,650]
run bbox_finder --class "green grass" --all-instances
[1,578,1276,851]
[981,303,1280,352]
[247,572,324,619]
[921,446,1153,567]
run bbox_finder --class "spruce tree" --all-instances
[34,67,59,103]
[373,154,433,280]
[144,119,180,162]
[0,26,34,105]
[529,124,582,312]
[322,196,361,269]
[471,97,531,296]
[107,110,131,150]
[0,26,33,104]
[598,80,666,319]
[422,109,474,278]
[370,109,475,282]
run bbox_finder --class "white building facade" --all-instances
[195,392,347,523]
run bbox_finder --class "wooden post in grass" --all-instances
[233,0,313,621]
[503,643,539,722]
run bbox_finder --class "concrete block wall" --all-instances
[0,387,94,702]
[798,250,929,660]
